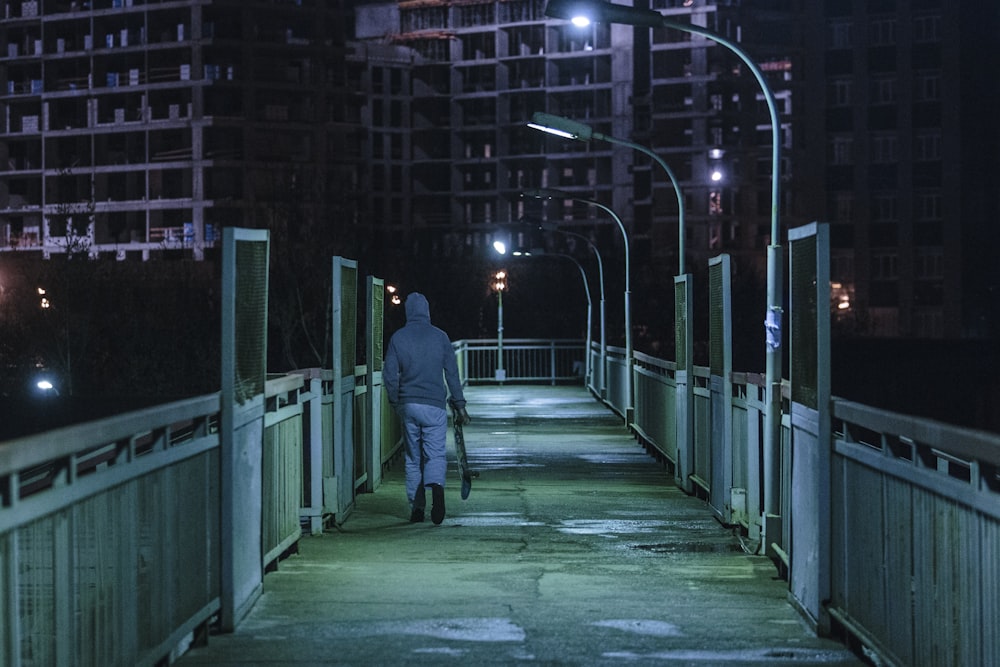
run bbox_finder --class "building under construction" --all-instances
[0,0,363,260]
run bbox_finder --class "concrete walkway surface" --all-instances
[176,385,864,666]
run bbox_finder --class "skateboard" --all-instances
[452,407,479,500]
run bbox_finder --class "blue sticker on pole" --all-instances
[765,308,782,351]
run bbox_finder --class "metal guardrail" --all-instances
[263,374,306,569]
[454,339,586,384]
[827,399,1000,667]
[631,350,677,457]
[0,394,223,667]
[0,368,400,666]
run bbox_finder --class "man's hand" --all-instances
[454,405,472,425]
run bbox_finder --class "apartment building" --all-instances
[0,0,364,260]
[359,0,1000,340]
[355,0,798,300]
[801,0,999,338]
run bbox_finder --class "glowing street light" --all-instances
[36,378,59,396]
[497,236,595,386]
[491,269,507,382]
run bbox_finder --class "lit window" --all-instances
[708,191,722,215]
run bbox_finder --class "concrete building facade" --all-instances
[801,0,998,339]
[0,0,363,260]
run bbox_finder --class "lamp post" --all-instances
[492,269,507,382]
[496,240,594,388]
[544,0,785,524]
[527,112,692,465]
[523,187,632,423]
[527,112,686,275]
[524,217,606,397]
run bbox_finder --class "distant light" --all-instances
[711,170,723,182]
[709,148,724,159]
[37,380,54,391]
[493,241,507,255]
[571,16,591,27]
[837,301,850,310]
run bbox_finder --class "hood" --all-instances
[405,292,431,324]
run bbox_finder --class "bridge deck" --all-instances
[176,385,862,665]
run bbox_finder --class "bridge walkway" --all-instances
[176,385,863,666]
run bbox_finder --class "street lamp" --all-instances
[544,0,785,524]
[36,378,59,396]
[522,217,606,396]
[496,239,594,386]
[527,112,686,275]
[523,188,632,422]
[492,269,507,382]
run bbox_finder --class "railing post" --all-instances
[303,375,324,535]
[550,341,557,385]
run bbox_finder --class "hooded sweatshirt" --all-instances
[384,292,466,410]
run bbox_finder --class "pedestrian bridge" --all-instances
[175,384,863,666]
[2,229,999,666]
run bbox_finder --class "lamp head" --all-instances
[527,112,594,142]
[544,0,664,29]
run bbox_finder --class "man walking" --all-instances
[384,292,470,525]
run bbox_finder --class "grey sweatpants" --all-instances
[399,402,448,507]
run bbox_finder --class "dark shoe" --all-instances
[430,484,445,525]
[409,507,424,523]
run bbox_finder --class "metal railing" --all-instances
[262,374,306,569]
[0,394,222,667]
[0,370,401,666]
[827,399,1000,666]
[454,338,586,384]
